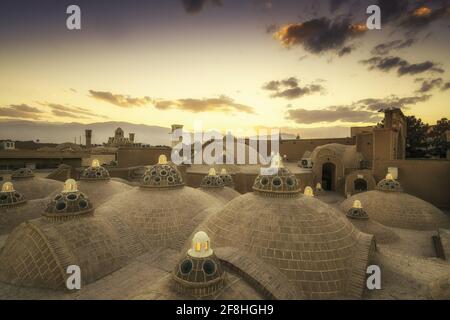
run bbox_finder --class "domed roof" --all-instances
[200,168,224,188]
[8,176,63,201]
[340,189,450,230]
[219,168,234,186]
[43,179,93,221]
[11,168,34,180]
[0,182,26,208]
[201,187,374,299]
[95,168,222,249]
[80,159,110,181]
[375,174,403,192]
[346,200,368,220]
[252,154,300,197]
[173,231,225,297]
[140,155,184,189]
[429,273,450,300]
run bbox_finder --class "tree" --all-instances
[428,118,450,158]
[405,116,429,158]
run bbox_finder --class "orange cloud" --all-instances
[412,6,432,17]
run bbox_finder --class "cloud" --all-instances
[354,94,431,111]
[371,38,415,55]
[89,90,152,108]
[376,0,409,24]
[415,77,444,93]
[154,95,255,114]
[262,77,325,99]
[41,102,108,119]
[400,5,450,30]
[181,0,222,13]
[329,0,350,12]
[286,106,382,124]
[0,104,43,119]
[360,55,444,76]
[442,81,450,91]
[285,92,432,124]
[338,46,353,57]
[273,17,367,55]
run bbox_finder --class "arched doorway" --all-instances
[321,162,336,191]
[354,178,368,193]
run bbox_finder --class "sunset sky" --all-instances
[0,0,449,138]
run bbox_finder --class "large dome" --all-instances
[95,155,222,250]
[340,176,450,230]
[8,169,63,200]
[200,156,374,299]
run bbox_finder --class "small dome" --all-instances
[200,168,224,188]
[346,200,368,220]
[173,231,225,297]
[341,190,450,230]
[80,159,110,180]
[219,168,234,187]
[140,154,184,189]
[43,179,93,221]
[252,154,300,196]
[316,183,322,191]
[376,174,403,192]
[11,168,34,180]
[0,182,26,208]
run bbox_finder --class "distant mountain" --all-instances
[0,120,172,146]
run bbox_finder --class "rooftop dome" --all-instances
[219,168,234,187]
[80,159,110,181]
[375,174,403,192]
[0,182,26,208]
[252,154,300,197]
[43,179,93,221]
[340,181,450,230]
[140,155,184,189]
[7,174,63,201]
[173,231,225,297]
[201,180,374,299]
[94,158,222,249]
[346,200,368,220]
[11,168,34,180]
[200,168,225,188]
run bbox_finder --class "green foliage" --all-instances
[428,118,450,158]
[405,116,429,158]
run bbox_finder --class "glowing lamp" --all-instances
[386,173,394,180]
[188,231,213,258]
[208,168,216,176]
[220,168,227,175]
[304,186,314,197]
[158,154,168,164]
[353,200,362,209]
[62,179,78,193]
[91,159,100,168]
[316,182,322,191]
[1,182,14,192]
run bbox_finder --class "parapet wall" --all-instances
[373,159,450,208]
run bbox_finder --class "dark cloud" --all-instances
[89,90,152,108]
[273,17,367,55]
[42,102,108,119]
[0,104,43,119]
[355,94,431,111]
[286,106,382,124]
[181,0,222,13]
[377,0,409,24]
[286,91,431,124]
[154,95,255,114]
[360,55,444,76]
[400,4,450,30]
[262,77,325,100]
[338,46,353,57]
[371,38,415,55]
[265,24,278,34]
[415,78,444,93]
[441,81,450,91]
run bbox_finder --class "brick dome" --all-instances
[201,191,374,299]
[80,159,110,181]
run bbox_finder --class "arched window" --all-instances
[354,178,368,193]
